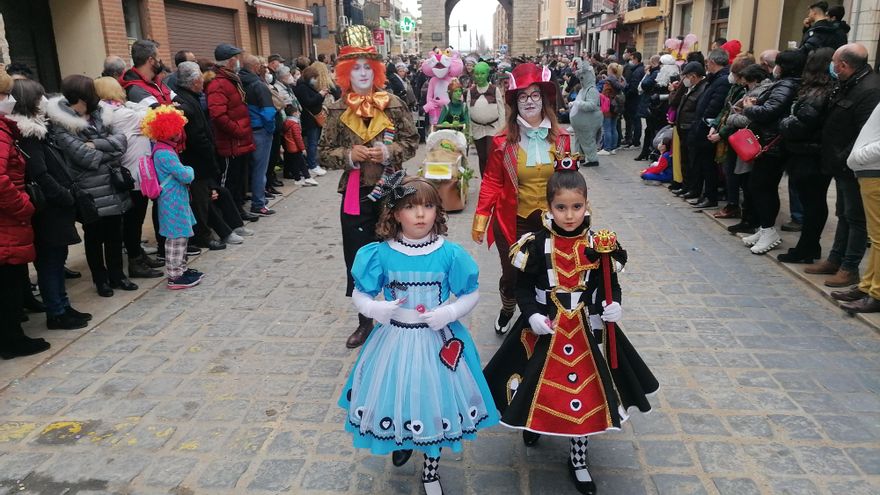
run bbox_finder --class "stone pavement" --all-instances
[1,144,879,495]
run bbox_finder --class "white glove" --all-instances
[351,289,401,325]
[419,305,456,330]
[528,313,555,335]
[600,301,622,323]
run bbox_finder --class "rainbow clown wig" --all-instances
[141,105,188,142]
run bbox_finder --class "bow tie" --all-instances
[526,127,549,141]
[345,91,391,118]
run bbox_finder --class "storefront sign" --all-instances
[373,29,386,45]
[254,0,313,25]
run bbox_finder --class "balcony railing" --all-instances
[627,0,658,10]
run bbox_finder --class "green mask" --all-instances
[474,62,490,87]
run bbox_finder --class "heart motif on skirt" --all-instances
[439,338,464,371]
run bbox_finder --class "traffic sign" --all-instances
[400,16,416,33]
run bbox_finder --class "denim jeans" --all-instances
[304,126,322,170]
[602,117,618,151]
[829,175,867,272]
[34,243,70,317]
[788,181,804,223]
[250,129,273,210]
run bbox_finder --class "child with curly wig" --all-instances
[339,173,498,495]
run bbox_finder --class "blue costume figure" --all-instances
[339,173,498,495]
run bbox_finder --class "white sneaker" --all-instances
[312,166,327,176]
[293,179,306,186]
[597,150,611,156]
[303,178,319,186]
[742,228,763,247]
[234,226,255,237]
[610,149,617,155]
[224,232,244,244]
[141,242,158,255]
[750,227,782,254]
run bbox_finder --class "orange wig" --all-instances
[334,58,387,94]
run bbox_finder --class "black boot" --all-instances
[346,313,373,349]
[64,267,82,279]
[65,306,92,321]
[1,336,51,360]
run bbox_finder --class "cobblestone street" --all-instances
[1,144,879,495]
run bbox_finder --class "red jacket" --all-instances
[120,67,175,105]
[206,67,256,157]
[474,128,570,247]
[282,118,305,154]
[0,116,35,265]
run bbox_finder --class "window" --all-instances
[642,31,658,57]
[710,0,729,42]
[567,18,576,29]
[566,0,577,8]
[122,0,143,40]
[678,2,692,36]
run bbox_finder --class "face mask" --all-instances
[728,73,737,85]
[682,77,693,88]
[0,94,16,115]
[310,78,318,87]
[264,73,274,84]
[234,60,241,73]
[772,67,782,80]
[829,61,839,79]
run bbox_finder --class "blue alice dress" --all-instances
[338,237,499,458]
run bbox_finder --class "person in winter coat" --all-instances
[293,65,329,176]
[777,48,835,264]
[239,55,278,217]
[638,54,679,161]
[94,76,164,279]
[686,49,732,209]
[282,104,317,186]
[738,50,804,255]
[47,75,134,298]
[800,2,847,54]
[568,59,602,167]
[10,79,91,330]
[670,62,708,198]
[206,43,257,221]
[120,39,175,106]
[622,51,645,147]
[805,43,880,288]
[0,68,49,360]
[640,136,674,182]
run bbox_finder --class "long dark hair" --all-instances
[800,47,834,97]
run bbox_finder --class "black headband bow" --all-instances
[378,170,417,208]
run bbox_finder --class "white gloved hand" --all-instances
[419,305,456,330]
[528,313,555,335]
[600,301,622,323]
[368,299,402,325]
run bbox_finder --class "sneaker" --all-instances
[167,271,203,290]
[742,228,764,247]
[225,232,244,244]
[186,245,203,256]
[597,150,611,156]
[610,149,617,155]
[303,178,319,186]
[250,206,276,216]
[312,166,327,176]
[750,227,782,254]
[184,268,205,280]
[293,179,306,186]
[234,226,255,237]
[141,241,158,255]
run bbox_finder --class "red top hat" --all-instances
[505,63,557,108]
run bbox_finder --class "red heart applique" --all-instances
[439,338,464,371]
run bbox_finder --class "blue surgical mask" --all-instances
[829,61,838,79]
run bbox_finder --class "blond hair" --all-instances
[93,76,127,103]
[310,61,336,91]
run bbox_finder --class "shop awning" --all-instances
[254,0,314,25]
[600,19,618,31]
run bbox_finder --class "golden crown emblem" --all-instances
[592,229,618,254]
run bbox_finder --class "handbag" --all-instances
[308,108,327,128]
[109,165,135,192]
[25,180,47,212]
[728,128,781,162]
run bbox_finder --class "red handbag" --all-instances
[728,128,781,162]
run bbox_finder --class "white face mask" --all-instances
[350,58,375,94]
[264,73,274,84]
[517,85,543,121]
[682,77,694,88]
[310,78,318,87]
[0,94,16,115]
[772,66,782,80]
[234,60,241,73]
[728,73,737,85]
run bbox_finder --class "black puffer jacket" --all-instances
[779,88,831,178]
[45,96,131,218]
[742,77,800,154]
[175,86,221,184]
[800,19,847,53]
[821,66,880,177]
[293,79,326,131]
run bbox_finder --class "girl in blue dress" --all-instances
[339,172,499,495]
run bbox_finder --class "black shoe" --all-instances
[667,182,682,191]
[686,197,703,205]
[64,267,82,279]
[776,249,818,264]
[392,449,413,467]
[270,179,284,188]
[0,336,51,360]
[65,306,92,321]
[129,259,163,279]
[523,430,541,446]
[692,199,718,209]
[240,210,260,222]
[634,155,648,161]
[138,254,164,268]
[23,297,45,313]
[264,192,276,200]
[568,460,597,495]
[193,239,226,251]
[282,172,296,179]
[47,312,89,330]
[96,282,114,297]
[583,161,599,167]
[267,186,282,195]
[682,192,700,200]
[495,310,514,335]
[186,245,204,256]
[727,221,754,234]
[110,278,138,291]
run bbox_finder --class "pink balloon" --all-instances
[684,34,698,47]
[665,38,679,50]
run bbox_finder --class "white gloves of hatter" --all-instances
[529,301,622,336]
[351,289,480,330]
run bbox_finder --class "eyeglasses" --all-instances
[517,91,542,104]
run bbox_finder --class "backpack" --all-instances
[139,142,174,200]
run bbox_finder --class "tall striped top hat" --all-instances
[338,25,383,62]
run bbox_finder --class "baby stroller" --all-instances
[418,129,474,213]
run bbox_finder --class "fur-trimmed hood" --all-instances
[45,95,114,134]
[5,112,48,139]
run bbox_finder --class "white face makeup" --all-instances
[351,58,375,94]
[517,84,543,121]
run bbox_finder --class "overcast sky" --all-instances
[400,0,497,52]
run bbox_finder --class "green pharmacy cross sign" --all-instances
[400,16,416,33]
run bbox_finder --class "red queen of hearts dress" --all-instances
[483,209,659,492]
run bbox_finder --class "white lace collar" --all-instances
[388,234,445,256]
[516,116,551,130]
